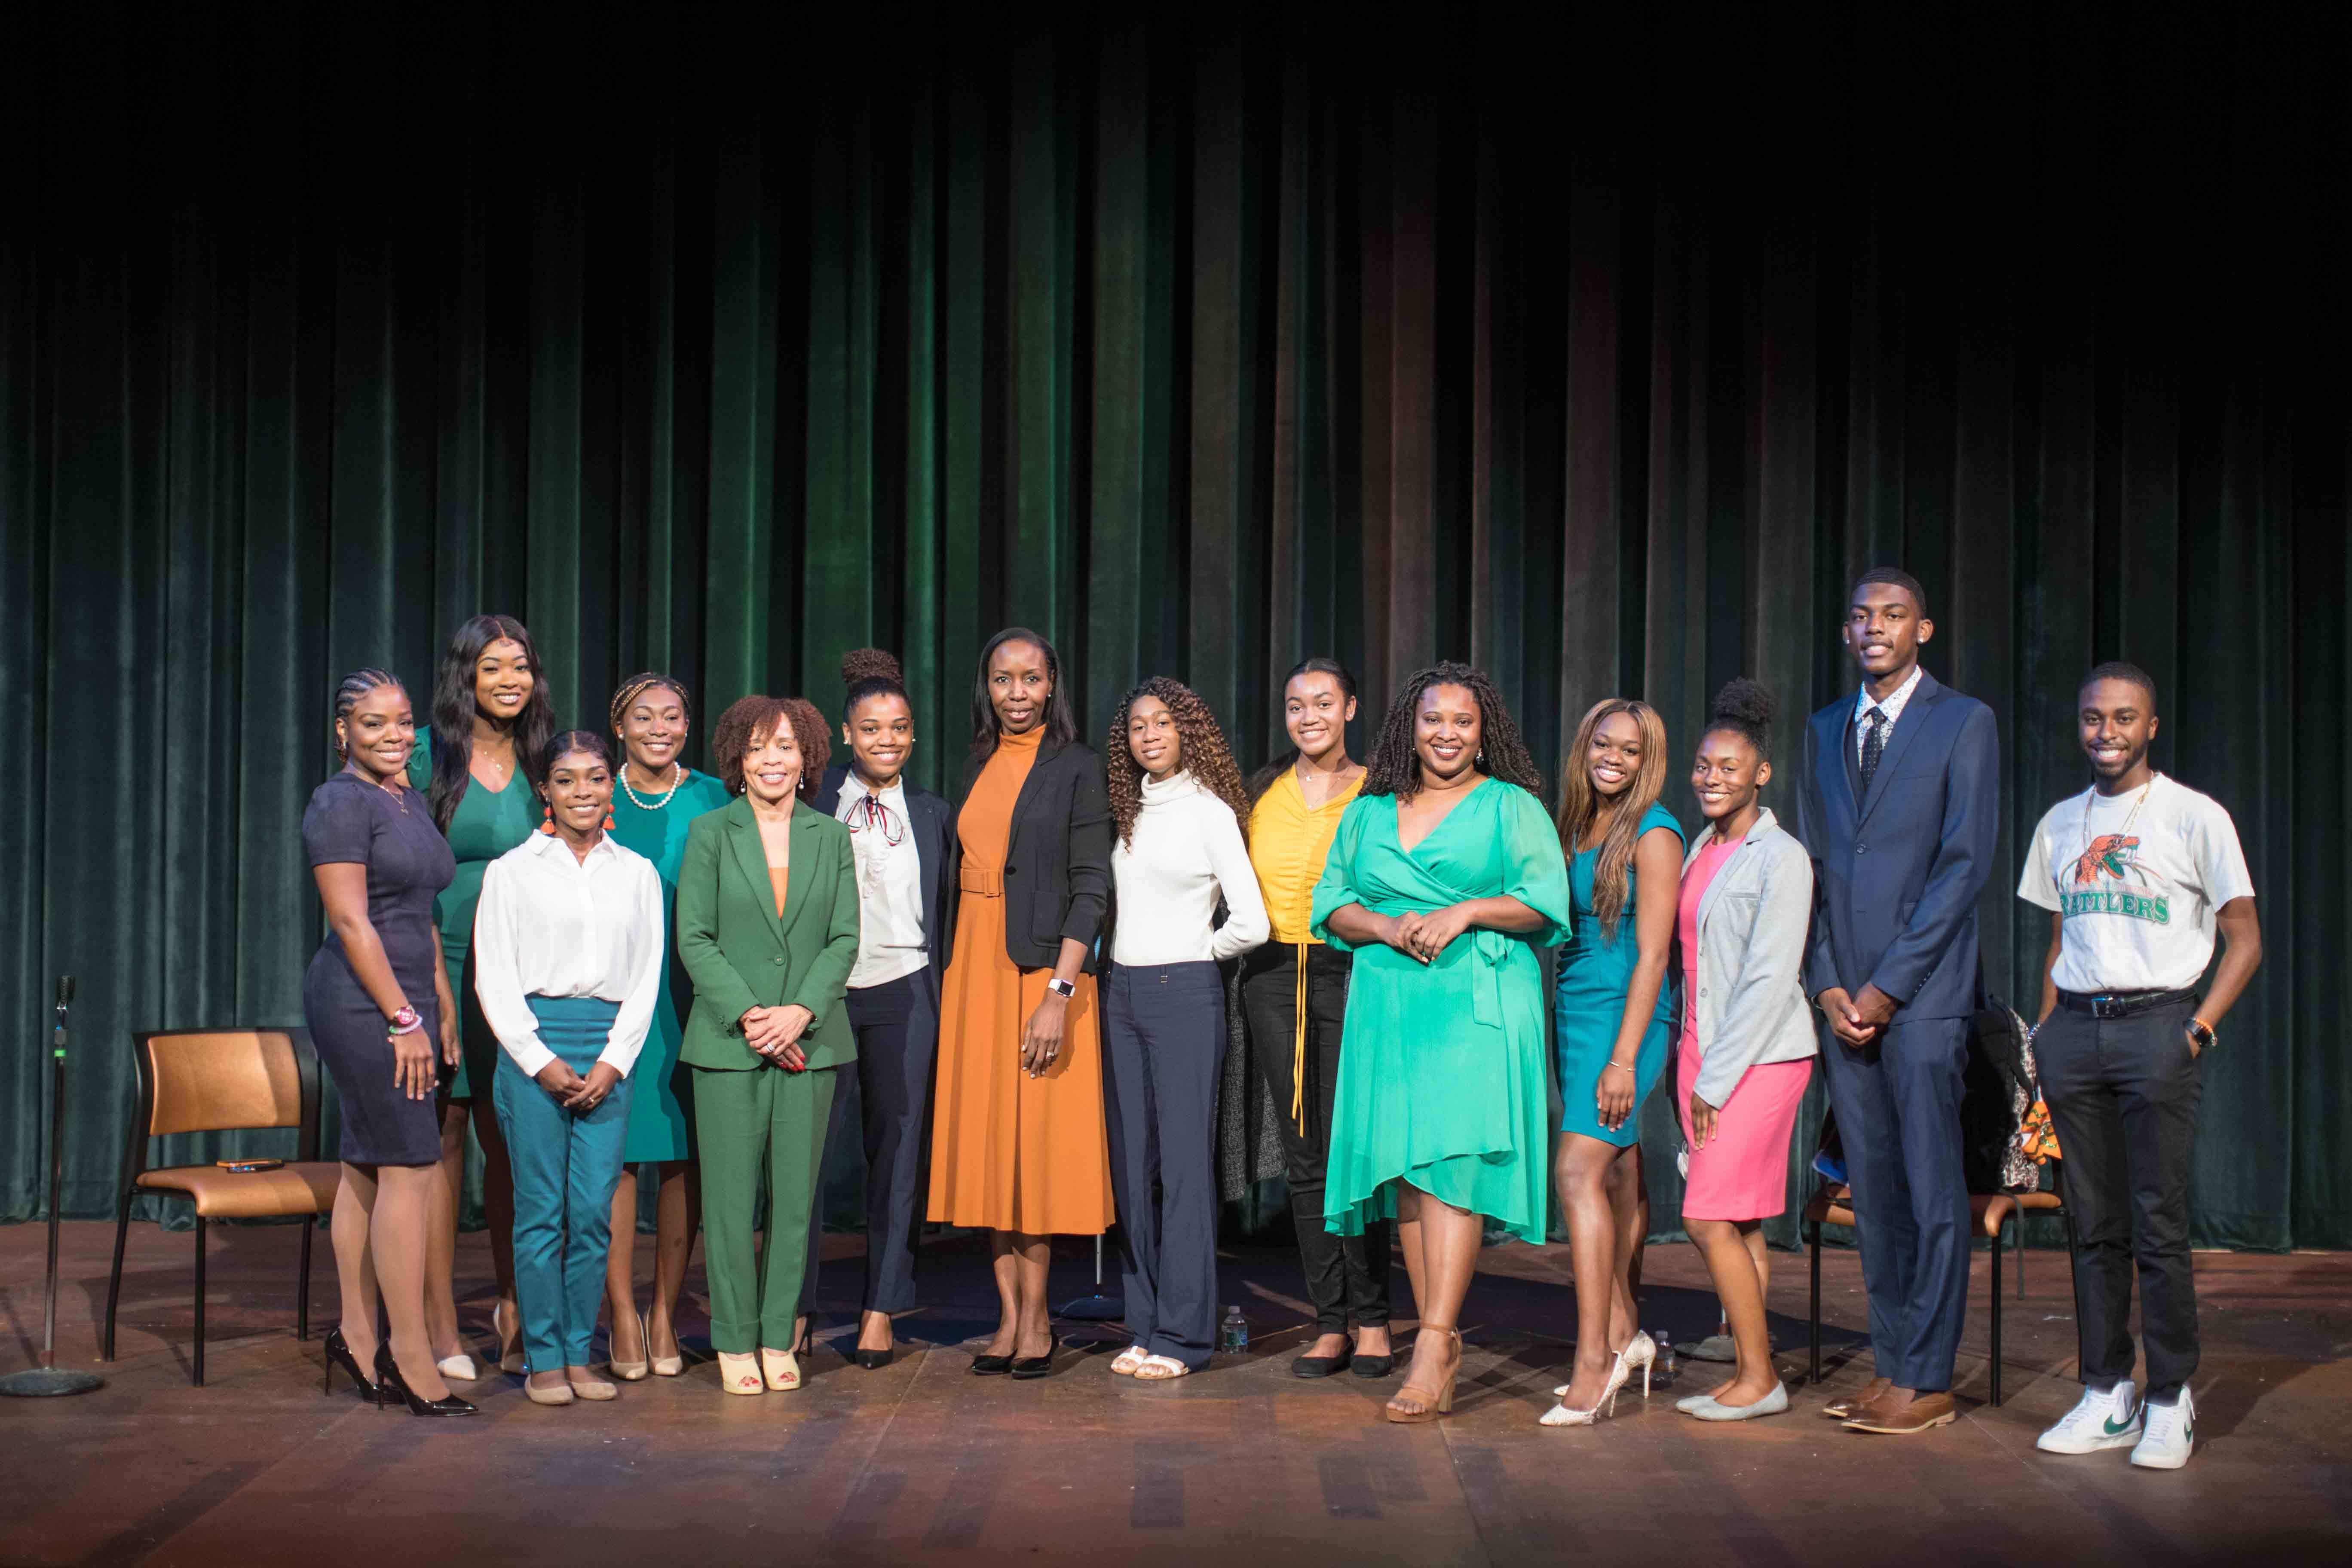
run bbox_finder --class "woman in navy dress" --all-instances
[303,670,475,1416]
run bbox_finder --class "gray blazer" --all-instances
[1682,806,1818,1109]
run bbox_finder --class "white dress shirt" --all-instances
[1109,771,1270,966]
[472,830,665,1078]
[835,772,929,989]
[1853,663,1924,766]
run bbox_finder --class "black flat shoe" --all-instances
[970,1352,1013,1376]
[1008,1332,1061,1380]
[1291,1349,1353,1378]
[324,1328,377,1399]
[374,1344,479,1417]
[853,1346,894,1370]
[1351,1353,1397,1379]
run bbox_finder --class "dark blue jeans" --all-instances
[1101,961,1225,1370]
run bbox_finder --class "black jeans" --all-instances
[2037,997,2205,1402]
[1240,943,1391,1334]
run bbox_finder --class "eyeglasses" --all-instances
[847,793,906,847]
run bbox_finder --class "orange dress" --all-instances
[927,726,1114,1235]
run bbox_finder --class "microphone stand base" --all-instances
[0,1367,104,1398]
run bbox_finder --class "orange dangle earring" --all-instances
[603,808,616,831]
[539,801,557,836]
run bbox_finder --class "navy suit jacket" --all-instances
[1794,670,2000,1022]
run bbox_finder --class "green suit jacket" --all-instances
[674,793,861,1072]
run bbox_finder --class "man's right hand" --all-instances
[1815,986,1876,1046]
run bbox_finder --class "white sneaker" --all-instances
[2036,1380,2142,1454]
[2130,1388,2196,1470]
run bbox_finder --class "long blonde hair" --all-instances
[1555,698,1671,939]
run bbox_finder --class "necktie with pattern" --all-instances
[1860,707,1888,792]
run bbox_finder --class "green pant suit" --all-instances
[674,794,861,1354]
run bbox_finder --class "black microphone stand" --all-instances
[1,977,105,1397]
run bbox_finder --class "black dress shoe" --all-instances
[1291,1348,1353,1378]
[373,1344,478,1416]
[853,1346,895,1370]
[1350,1353,1397,1379]
[1008,1332,1061,1380]
[970,1352,1013,1376]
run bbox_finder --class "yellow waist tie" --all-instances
[1292,940,1311,1132]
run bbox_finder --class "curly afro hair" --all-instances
[1106,677,1252,848]
[710,695,795,796]
[779,697,832,802]
[1362,662,1544,801]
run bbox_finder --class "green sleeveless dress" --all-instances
[409,732,540,1099]
[608,766,732,1161]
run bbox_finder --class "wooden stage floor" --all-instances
[3,1219,2347,1566]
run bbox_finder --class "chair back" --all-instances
[124,1029,322,1182]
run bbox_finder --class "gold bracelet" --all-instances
[1606,1059,1636,1071]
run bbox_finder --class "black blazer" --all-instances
[954,737,1111,974]
[814,763,959,980]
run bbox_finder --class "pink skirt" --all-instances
[1676,1032,1812,1223]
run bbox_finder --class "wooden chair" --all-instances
[1804,1181,2075,1407]
[103,1029,342,1385]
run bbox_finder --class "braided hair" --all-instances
[609,671,692,732]
[1361,662,1544,801]
[332,668,405,759]
[1106,678,1252,848]
[1702,677,1776,761]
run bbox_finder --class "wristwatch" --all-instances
[2185,1017,2217,1051]
[1046,977,1077,999]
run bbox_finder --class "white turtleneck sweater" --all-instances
[1110,771,1271,966]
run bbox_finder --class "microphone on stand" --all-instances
[1,975,105,1397]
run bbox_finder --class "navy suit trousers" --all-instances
[1821,1015,1971,1391]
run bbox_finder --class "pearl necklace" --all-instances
[619,760,686,810]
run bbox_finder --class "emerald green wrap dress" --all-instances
[1311,778,1572,1245]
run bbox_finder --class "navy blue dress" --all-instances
[302,773,456,1165]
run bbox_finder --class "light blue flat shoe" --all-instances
[1688,1382,1790,1422]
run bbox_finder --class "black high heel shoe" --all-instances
[853,1345,895,1370]
[373,1344,479,1417]
[323,1328,377,1399]
[970,1350,1013,1376]
[1008,1331,1060,1381]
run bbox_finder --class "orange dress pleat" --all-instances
[926,727,1114,1235]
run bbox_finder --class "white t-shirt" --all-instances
[2017,774,2255,993]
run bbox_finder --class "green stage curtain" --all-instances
[3,2,2346,1249]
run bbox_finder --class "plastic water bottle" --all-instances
[1648,1327,1677,1389]
[1219,1305,1249,1354]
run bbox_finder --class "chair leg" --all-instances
[1990,1219,2005,1408]
[104,1189,135,1362]
[193,1217,207,1388]
[2016,1205,2027,1298]
[1807,1219,1822,1387]
[297,1217,315,1342]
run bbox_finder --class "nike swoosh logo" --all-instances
[2104,1414,2137,1434]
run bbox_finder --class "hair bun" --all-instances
[840,647,903,687]
[1708,677,1775,731]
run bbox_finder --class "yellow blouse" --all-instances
[1248,766,1365,1129]
[1248,766,1365,943]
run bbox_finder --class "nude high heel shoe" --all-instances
[609,1311,650,1382]
[761,1345,803,1392]
[1384,1325,1461,1424]
[493,1300,526,1375]
[649,1313,685,1378]
[717,1351,764,1396]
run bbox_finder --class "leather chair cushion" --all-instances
[136,1161,340,1219]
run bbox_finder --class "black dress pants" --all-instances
[802,968,939,1316]
[2037,996,2205,1402]
[1240,943,1391,1334]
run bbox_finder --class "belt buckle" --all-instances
[2091,995,2125,1020]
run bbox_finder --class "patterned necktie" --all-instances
[1860,707,1888,792]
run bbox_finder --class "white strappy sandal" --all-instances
[1110,1344,1150,1376]
[1133,1354,1191,1381]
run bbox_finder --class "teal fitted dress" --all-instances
[1312,779,1572,1245]
[409,732,540,1099]
[607,766,731,1161]
[1555,800,1684,1147]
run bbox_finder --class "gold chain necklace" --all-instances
[2068,772,2158,901]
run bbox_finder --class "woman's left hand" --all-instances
[1688,1091,1720,1149]
[1402,903,1475,962]
[564,1061,624,1111]
[1596,1063,1638,1130]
